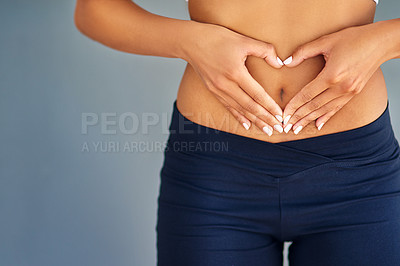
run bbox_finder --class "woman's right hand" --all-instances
[180,21,285,135]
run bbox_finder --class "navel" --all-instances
[280,88,284,102]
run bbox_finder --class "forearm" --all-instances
[371,18,400,63]
[74,0,197,60]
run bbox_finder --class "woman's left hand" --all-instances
[281,23,387,134]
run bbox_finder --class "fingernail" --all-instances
[283,56,293,65]
[263,126,273,136]
[274,124,283,133]
[275,115,283,123]
[283,115,291,126]
[242,122,250,130]
[284,123,293,133]
[317,122,324,131]
[277,57,284,66]
[293,125,303,135]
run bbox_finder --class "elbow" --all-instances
[73,0,92,35]
[74,13,84,34]
[73,9,82,33]
[74,2,84,34]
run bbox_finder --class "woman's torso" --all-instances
[176,0,388,143]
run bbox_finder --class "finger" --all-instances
[245,39,284,69]
[235,66,284,123]
[283,35,329,68]
[215,94,252,130]
[283,69,330,126]
[241,108,276,136]
[314,95,353,131]
[228,107,251,130]
[291,94,353,135]
[214,85,278,136]
[282,85,342,132]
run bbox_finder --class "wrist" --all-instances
[176,20,210,64]
[371,19,400,64]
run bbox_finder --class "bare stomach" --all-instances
[176,0,388,143]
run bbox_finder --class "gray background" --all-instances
[0,1,399,265]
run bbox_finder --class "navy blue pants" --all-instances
[156,100,400,266]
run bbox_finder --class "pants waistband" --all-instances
[167,100,398,172]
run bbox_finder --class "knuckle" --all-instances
[308,110,321,121]
[227,107,239,119]
[347,87,358,95]
[252,91,265,104]
[265,43,274,54]
[238,36,249,48]
[340,78,357,93]
[325,68,347,85]
[235,103,245,114]
[255,119,268,132]
[254,120,264,132]
[212,76,226,90]
[208,84,219,95]
[244,100,257,113]
[258,114,273,126]
[250,114,260,124]
[294,45,304,58]
[203,79,214,91]
[207,82,218,93]
[326,73,341,85]
[335,104,343,112]
[214,94,223,102]
[352,85,362,95]
[226,67,241,81]
[217,96,230,108]
[223,102,231,109]
[291,113,302,122]
[308,100,320,110]
[299,91,312,102]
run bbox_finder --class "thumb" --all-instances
[283,36,328,68]
[245,40,284,69]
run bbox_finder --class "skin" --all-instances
[282,20,400,134]
[74,0,400,143]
